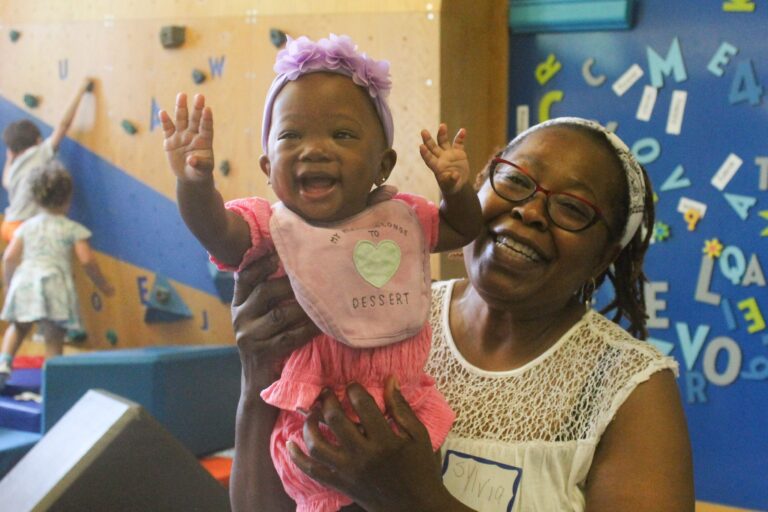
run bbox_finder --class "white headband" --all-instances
[508,117,646,248]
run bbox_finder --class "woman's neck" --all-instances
[449,279,586,371]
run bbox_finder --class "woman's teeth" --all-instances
[495,235,542,262]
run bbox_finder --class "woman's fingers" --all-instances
[384,376,430,442]
[231,255,278,307]
[158,110,176,140]
[345,382,393,439]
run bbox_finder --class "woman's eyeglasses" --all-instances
[490,157,605,232]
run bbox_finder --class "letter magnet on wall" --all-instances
[160,25,186,48]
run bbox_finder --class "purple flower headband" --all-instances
[261,34,394,152]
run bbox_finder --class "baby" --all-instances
[160,34,482,511]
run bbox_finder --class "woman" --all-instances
[229,118,695,511]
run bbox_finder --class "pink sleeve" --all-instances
[393,193,440,252]
[209,197,275,272]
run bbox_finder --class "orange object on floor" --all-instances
[200,455,232,488]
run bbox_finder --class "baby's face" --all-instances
[261,73,392,223]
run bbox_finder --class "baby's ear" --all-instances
[377,148,397,183]
[258,155,271,179]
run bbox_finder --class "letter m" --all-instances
[647,37,687,88]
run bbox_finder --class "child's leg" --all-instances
[38,321,66,358]
[0,322,32,387]
[1,321,33,361]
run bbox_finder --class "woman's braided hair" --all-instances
[474,124,655,339]
[31,160,73,209]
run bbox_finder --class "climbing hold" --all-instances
[155,286,171,305]
[121,119,138,135]
[270,28,287,48]
[9,30,21,42]
[106,329,118,346]
[66,329,88,343]
[86,80,95,92]
[23,94,39,108]
[219,159,231,176]
[144,275,193,323]
[160,25,186,48]
[192,69,206,84]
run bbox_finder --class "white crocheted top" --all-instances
[426,280,678,512]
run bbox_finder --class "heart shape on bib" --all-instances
[353,240,401,288]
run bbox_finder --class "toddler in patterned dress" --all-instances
[0,161,114,390]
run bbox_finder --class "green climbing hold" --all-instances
[106,329,118,346]
[219,160,231,176]
[23,94,39,108]
[192,69,206,84]
[270,28,287,48]
[9,30,21,42]
[121,119,138,135]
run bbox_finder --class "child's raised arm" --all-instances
[74,240,115,297]
[50,78,92,152]
[419,124,482,253]
[159,93,251,268]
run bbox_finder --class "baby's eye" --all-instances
[334,130,356,139]
[277,131,299,140]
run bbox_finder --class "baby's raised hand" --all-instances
[159,93,215,182]
[419,123,469,195]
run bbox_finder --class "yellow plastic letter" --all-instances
[538,90,564,123]
[737,297,766,333]
[535,54,562,86]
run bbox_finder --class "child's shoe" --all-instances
[0,358,11,392]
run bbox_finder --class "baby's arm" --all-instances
[74,240,115,296]
[159,93,251,268]
[420,124,483,253]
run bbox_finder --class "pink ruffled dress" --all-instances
[214,189,455,512]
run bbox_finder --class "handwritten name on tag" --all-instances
[442,450,521,511]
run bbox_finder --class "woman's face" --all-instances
[465,126,624,311]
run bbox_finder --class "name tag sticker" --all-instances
[442,450,521,511]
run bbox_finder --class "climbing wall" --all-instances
[0,1,508,351]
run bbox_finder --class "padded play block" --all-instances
[2,367,42,396]
[0,427,42,479]
[0,396,41,432]
[43,345,241,456]
[0,389,230,511]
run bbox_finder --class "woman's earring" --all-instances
[375,176,387,186]
[582,278,597,312]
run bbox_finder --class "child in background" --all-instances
[2,78,93,243]
[0,161,114,389]
[160,34,482,511]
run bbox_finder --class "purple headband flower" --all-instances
[261,34,394,152]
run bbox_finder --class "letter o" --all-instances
[702,336,742,386]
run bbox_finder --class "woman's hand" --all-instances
[230,254,319,374]
[289,377,464,512]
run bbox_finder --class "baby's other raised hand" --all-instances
[159,93,215,182]
[419,123,469,195]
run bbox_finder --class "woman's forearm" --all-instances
[229,359,294,512]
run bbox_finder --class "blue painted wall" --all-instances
[507,1,767,508]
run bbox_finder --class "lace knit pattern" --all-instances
[425,281,678,445]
